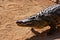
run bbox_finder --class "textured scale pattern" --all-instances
[37,4,60,16]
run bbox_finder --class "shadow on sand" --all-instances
[26,26,60,40]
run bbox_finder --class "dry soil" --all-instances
[0,0,60,40]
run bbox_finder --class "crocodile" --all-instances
[16,4,60,35]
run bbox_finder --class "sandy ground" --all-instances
[0,0,60,40]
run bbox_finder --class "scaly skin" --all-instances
[16,4,60,35]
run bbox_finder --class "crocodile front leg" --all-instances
[42,16,57,35]
[47,19,56,35]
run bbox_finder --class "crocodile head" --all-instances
[16,14,47,28]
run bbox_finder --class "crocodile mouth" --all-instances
[16,22,33,26]
[16,19,48,29]
[16,19,34,26]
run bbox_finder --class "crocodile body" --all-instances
[16,4,60,35]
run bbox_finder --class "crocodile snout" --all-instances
[16,20,24,25]
[16,19,33,26]
[16,20,23,24]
